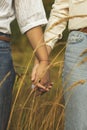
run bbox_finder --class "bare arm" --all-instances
[26,26,48,62]
[26,26,52,92]
[34,45,52,65]
[15,0,52,92]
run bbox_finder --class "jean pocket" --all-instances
[68,31,84,44]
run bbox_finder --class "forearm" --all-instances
[26,26,49,61]
[34,45,52,65]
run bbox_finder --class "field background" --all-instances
[8,0,68,130]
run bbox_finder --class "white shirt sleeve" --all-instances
[44,0,69,49]
[15,0,47,33]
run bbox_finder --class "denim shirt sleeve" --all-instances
[15,0,47,33]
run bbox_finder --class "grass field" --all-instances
[6,0,87,129]
[7,0,67,129]
[6,37,66,130]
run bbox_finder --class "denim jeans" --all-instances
[0,34,15,130]
[63,31,87,130]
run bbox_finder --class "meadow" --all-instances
[8,40,66,130]
[7,0,68,130]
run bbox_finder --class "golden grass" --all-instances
[1,42,85,130]
[6,37,87,130]
[0,72,11,88]
[6,41,65,130]
[7,12,87,130]
[0,45,76,130]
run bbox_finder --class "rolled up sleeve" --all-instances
[15,0,47,33]
[44,0,69,49]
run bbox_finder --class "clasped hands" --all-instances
[31,60,53,96]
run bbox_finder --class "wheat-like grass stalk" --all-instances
[7,52,34,130]
[8,13,87,130]
[0,71,11,88]
[46,15,87,32]
[80,48,87,56]
[16,90,35,130]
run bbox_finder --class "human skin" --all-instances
[26,26,52,92]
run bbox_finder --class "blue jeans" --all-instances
[63,31,87,130]
[0,34,15,130]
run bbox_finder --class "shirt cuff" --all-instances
[44,31,62,49]
[45,38,58,49]
[20,19,48,34]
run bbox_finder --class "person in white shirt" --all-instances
[0,0,52,129]
[32,0,87,129]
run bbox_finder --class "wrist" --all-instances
[34,57,39,65]
[40,60,50,65]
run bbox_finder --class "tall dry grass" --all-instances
[7,42,87,130]
[6,14,87,130]
[5,40,65,130]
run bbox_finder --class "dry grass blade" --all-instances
[38,88,64,130]
[80,48,87,56]
[46,15,87,32]
[7,53,34,130]
[38,45,66,83]
[7,34,50,130]
[9,13,87,130]
[65,80,86,94]
[77,57,87,66]
[52,61,64,67]
[58,62,63,79]
[17,89,35,130]
[0,71,11,88]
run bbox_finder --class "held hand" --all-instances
[31,63,39,82]
[31,60,53,95]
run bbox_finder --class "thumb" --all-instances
[31,64,39,81]
[31,72,35,81]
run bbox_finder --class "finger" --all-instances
[31,74,35,82]
[47,82,53,89]
[36,83,49,91]
[31,65,39,81]
[35,91,42,97]
[38,88,47,92]
[37,82,53,92]
[31,69,36,81]
[33,74,40,84]
[36,89,47,96]
[40,82,53,90]
[47,85,52,89]
[50,82,54,86]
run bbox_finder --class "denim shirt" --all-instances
[44,0,87,49]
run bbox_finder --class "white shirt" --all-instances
[0,0,47,34]
[44,0,87,49]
